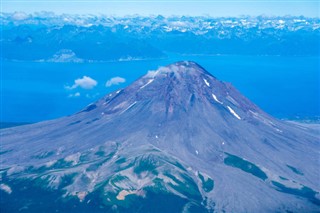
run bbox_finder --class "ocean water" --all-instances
[1,55,319,122]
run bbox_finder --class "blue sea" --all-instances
[2,55,319,122]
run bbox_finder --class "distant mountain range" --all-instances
[1,13,319,62]
[1,62,319,212]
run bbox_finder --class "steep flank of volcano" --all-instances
[1,61,319,213]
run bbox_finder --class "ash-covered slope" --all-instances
[1,61,319,213]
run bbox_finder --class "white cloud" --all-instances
[105,77,126,87]
[11,12,29,21]
[68,92,81,98]
[145,65,178,78]
[85,93,100,99]
[66,76,97,90]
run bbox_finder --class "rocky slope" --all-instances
[1,61,319,212]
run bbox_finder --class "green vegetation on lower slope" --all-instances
[198,172,214,192]
[224,152,268,181]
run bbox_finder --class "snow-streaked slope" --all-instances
[1,61,319,212]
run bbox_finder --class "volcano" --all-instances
[1,61,319,213]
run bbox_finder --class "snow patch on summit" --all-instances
[227,106,241,120]
[140,79,154,89]
[212,93,223,104]
[203,78,210,87]
[122,101,137,113]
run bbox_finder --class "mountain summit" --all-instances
[1,62,319,213]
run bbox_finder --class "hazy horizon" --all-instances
[2,1,319,18]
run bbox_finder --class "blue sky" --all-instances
[1,0,319,17]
